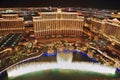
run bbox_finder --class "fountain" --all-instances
[57,50,73,64]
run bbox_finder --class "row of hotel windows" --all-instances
[0,21,24,28]
[0,28,24,30]
[35,30,82,37]
[91,21,120,42]
[40,14,77,19]
[91,21,103,33]
[0,30,24,34]
[34,20,84,31]
[105,24,120,42]
[2,16,18,19]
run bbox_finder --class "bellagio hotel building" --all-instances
[33,8,84,38]
[0,14,24,34]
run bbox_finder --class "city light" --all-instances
[0,7,119,80]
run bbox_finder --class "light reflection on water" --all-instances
[7,69,117,80]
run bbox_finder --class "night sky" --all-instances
[0,0,120,10]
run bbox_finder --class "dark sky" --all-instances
[0,0,120,10]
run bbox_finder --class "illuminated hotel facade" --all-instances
[91,18,120,44]
[0,14,24,34]
[111,12,120,18]
[33,9,84,38]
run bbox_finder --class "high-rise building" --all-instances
[105,21,120,43]
[91,17,120,44]
[0,14,24,34]
[33,8,84,38]
[91,18,105,34]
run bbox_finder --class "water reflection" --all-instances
[7,69,117,80]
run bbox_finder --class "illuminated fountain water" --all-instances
[57,50,73,64]
[7,50,117,79]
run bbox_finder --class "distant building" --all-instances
[91,18,105,34]
[111,12,120,18]
[105,21,120,43]
[33,8,84,38]
[91,17,120,44]
[0,14,24,34]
